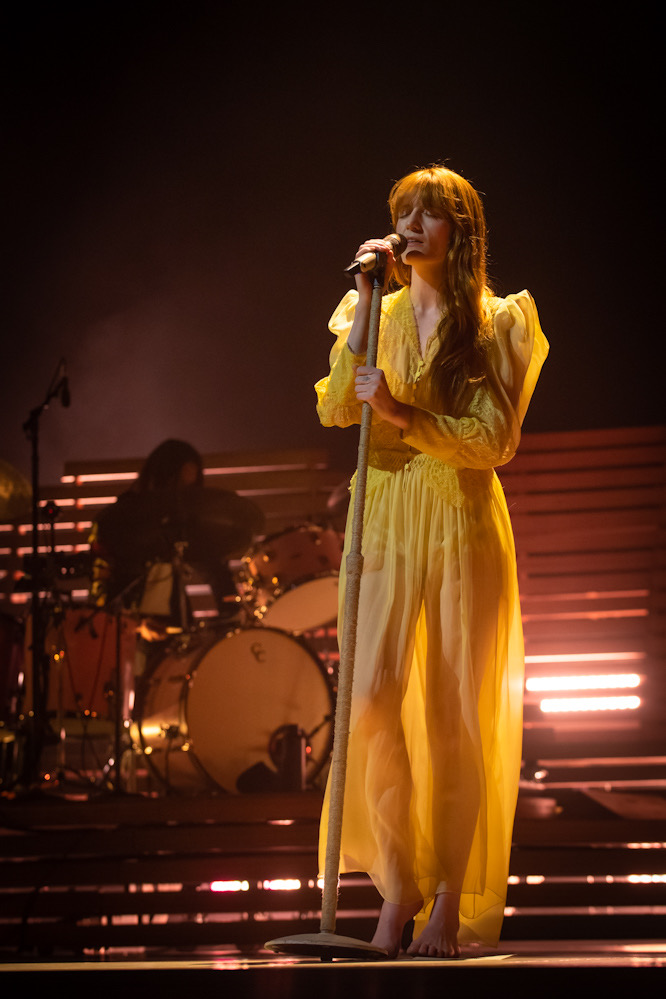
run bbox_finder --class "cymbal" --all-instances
[96,486,265,563]
[0,459,32,521]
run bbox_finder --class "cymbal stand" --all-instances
[38,506,98,792]
[41,503,69,783]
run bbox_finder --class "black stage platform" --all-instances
[1,941,665,998]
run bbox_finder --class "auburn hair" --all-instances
[388,165,494,415]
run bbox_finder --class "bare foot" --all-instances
[406,891,461,958]
[371,899,422,959]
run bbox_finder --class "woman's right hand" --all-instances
[346,237,398,354]
[353,237,397,300]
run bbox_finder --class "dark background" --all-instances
[1,2,660,487]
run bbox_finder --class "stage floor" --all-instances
[1,940,664,998]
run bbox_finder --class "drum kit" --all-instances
[132,517,343,796]
[0,459,347,797]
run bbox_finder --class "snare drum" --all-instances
[134,627,335,793]
[240,524,342,633]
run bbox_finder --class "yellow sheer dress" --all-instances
[315,285,549,947]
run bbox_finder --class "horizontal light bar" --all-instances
[523,609,648,621]
[17,545,75,556]
[540,695,641,713]
[210,880,250,893]
[526,673,641,692]
[18,521,78,534]
[61,472,139,484]
[509,873,666,884]
[204,464,318,475]
[76,496,118,507]
[262,879,301,891]
[525,652,646,664]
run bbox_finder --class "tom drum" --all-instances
[240,524,342,633]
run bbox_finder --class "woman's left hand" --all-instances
[354,365,410,429]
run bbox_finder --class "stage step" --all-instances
[0,790,664,957]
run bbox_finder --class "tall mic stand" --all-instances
[20,365,69,790]
[267,265,390,960]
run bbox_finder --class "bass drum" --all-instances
[135,627,335,794]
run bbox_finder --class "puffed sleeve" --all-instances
[400,290,549,469]
[315,290,367,428]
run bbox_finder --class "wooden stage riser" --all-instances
[1,878,663,920]
[1,789,665,952]
[1,848,664,894]
[1,916,665,956]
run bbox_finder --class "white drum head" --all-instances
[261,575,339,633]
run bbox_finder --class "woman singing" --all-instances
[315,164,549,958]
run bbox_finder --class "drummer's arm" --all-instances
[138,618,169,642]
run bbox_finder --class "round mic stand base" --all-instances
[264,931,388,962]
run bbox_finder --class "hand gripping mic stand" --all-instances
[266,261,391,961]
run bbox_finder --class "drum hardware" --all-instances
[95,486,265,634]
[236,722,315,793]
[269,723,307,791]
[133,626,335,795]
[22,600,137,791]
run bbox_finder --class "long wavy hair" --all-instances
[136,439,204,491]
[388,165,494,415]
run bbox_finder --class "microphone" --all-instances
[344,233,407,276]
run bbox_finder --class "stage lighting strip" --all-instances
[525,660,643,713]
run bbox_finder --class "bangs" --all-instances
[389,169,453,222]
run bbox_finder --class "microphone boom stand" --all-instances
[21,368,68,790]
[266,265,389,961]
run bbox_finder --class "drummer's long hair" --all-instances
[137,439,204,491]
[388,164,494,416]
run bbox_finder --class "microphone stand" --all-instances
[20,364,69,790]
[266,265,389,961]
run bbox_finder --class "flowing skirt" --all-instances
[318,462,525,946]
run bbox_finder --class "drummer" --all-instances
[89,439,265,667]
